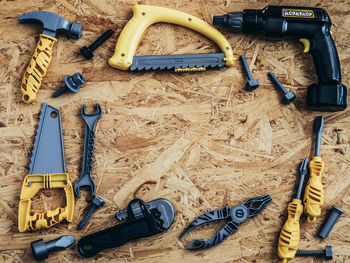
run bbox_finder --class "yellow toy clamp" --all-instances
[109,5,235,72]
[18,103,74,232]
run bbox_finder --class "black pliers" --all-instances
[180,194,272,250]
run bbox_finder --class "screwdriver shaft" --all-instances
[314,116,324,156]
[295,159,309,200]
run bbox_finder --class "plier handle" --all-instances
[180,194,272,250]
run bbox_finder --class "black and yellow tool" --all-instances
[278,159,309,263]
[108,5,235,72]
[213,6,347,111]
[18,11,83,104]
[303,116,325,223]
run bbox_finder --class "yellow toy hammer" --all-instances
[18,11,83,103]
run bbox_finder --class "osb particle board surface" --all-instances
[0,0,349,262]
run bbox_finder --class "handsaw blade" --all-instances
[130,53,226,71]
[29,103,66,174]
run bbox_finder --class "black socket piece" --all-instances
[319,205,344,239]
[31,235,75,261]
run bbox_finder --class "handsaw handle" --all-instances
[108,5,235,70]
[303,156,324,223]
[18,173,74,232]
[21,34,57,103]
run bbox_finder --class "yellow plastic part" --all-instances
[21,34,57,104]
[278,199,303,263]
[18,173,74,232]
[174,67,206,72]
[303,156,324,223]
[299,38,310,53]
[108,5,235,70]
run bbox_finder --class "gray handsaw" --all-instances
[29,103,66,174]
[18,103,74,232]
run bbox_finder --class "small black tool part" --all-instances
[77,198,175,257]
[115,198,174,229]
[240,55,259,91]
[296,245,333,260]
[52,72,85,98]
[213,12,243,32]
[268,71,296,104]
[80,29,114,59]
[31,235,75,261]
[77,196,105,230]
[295,158,309,200]
[319,206,344,239]
[180,194,272,250]
[314,116,324,157]
[307,83,347,111]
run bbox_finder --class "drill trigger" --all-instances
[299,38,311,53]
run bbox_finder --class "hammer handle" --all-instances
[21,34,57,104]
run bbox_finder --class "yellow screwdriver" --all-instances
[278,158,309,263]
[303,116,325,223]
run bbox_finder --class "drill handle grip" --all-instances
[21,34,57,103]
[310,31,341,84]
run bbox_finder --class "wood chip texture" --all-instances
[0,0,349,262]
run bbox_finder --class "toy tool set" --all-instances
[13,4,347,262]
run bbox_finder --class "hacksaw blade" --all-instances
[29,103,66,174]
[130,53,226,71]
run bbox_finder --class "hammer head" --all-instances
[18,11,83,39]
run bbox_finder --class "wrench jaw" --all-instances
[81,103,102,130]
[74,172,96,198]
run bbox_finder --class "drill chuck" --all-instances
[213,12,243,32]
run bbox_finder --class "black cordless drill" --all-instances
[213,6,347,111]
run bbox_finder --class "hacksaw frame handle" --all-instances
[18,173,74,232]
[21,34,57,104]
[108,5,234,70]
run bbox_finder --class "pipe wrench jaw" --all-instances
[115,198,175,230]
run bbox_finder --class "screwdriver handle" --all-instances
[278,199,303,263]
[303,156,324,223]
